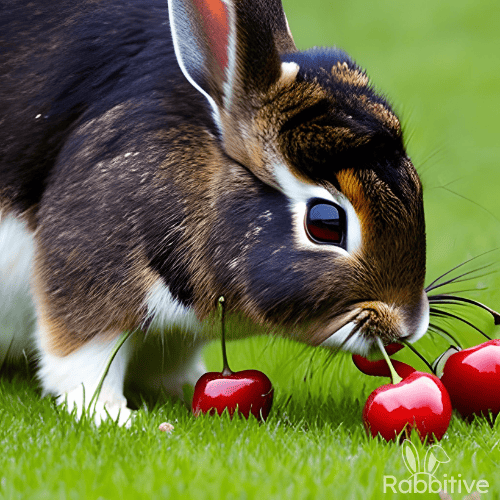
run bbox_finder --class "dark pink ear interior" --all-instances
[192,0,230,76]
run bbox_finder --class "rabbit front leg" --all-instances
[35,324,133,426]
[33,267,205,426]
[30,246,143,427]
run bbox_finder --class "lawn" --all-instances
[1,0,500,499]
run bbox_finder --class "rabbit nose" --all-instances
[316,291,430,355]
[346,292,429,345]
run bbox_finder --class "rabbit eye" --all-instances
[305,199,346,247]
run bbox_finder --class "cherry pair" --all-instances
[356,338,500,442]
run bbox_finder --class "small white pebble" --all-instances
[35,114,41,119]
[124,152,132,157]
[159,422,174,433]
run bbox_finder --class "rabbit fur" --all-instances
[0,0,429,424]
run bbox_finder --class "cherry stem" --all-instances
[219,296,232,376]
[401,340,434,373]
[376,338,402,385]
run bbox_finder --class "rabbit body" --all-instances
[0,0,429,424]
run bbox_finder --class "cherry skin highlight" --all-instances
[363,371,452,442]
[440,339,500,421]
[192,369,274,420]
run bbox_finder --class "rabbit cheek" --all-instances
[214,188,348,326]
[210,186,303,319]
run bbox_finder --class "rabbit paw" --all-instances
[58,385,133,427]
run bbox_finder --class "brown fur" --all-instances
[1,0,428,370]
[34,242,158,355]
[331,61,369,88]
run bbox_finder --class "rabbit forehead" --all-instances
[221,56,404,193]
[279,47,400,134]
[248,60,425,259]
[246,57,405,187]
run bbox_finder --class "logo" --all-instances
[383,440,489,496]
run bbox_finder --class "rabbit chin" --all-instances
[319,322,375,356]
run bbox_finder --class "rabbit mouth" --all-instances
[314,296,429,356]
[316,308,384,356]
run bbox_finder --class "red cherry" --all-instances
[385,343,405,356]
[192,296,274,421]
[363,371,452,442]
[353,355,416,379]
[192,369,274,420]
[439,339,500,421]
[352,343,415,378]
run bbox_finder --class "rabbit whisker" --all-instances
[425,263,495,293]
[429,307,491,341]
[325,313,372,357]
[428,323,463,349]
[314,308,362,347]
[424,248,498,292]
[428,294,500,326]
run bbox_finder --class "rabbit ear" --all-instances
[401,440,420,475]
[424,445,450,476]
[168,0,296,118]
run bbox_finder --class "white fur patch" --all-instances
[0,214,36,366]
[320,321,372,356]
[37,331,131,396]
[62,384,132,426]
[273,164,362,255]
[37,330,132,425]
[278,62,300,86]
[143,279,199,334]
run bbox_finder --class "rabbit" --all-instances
[0,0,429,425]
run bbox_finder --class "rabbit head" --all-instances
[164,0,428,355]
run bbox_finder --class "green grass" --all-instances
[2,0,500,498]
[2,338,500,499]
